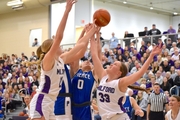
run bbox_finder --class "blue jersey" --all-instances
[71,69,96,120]
[123,96,133,118]
[54,65,72,116]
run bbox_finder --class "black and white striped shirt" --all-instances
[148,92,168,112]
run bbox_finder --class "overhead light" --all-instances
[123,1,127,4]
[173,8,178,15]
[173,12,178,15]
[7,0,23,7]
[150,7,153,10]
[12,5,24,10]
[149,2,153,10]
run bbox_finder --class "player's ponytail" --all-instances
[24,39,53,79]
[128,85,150,93]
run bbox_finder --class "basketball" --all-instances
[93,9,111,27]
[19,112,25,116]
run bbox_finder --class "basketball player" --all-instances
[54,64,72,120]
[29,1,99,120]
[70,29,101,120]
[165,95,180,120]
[90,34,163,120]
[71,60,96,120]
[122,91,144,119]
[54,24,92,120]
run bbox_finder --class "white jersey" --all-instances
[37,57,66,100]
[97,75,126,120]
[166,109,180,120]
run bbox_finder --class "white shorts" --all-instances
[109,113,130,120]
[29,93,56,120]
[55,115,72,120]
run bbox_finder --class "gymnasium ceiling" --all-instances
[96,0,180,16]
[0,0,180,16]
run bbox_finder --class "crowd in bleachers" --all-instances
[0,52,39,119]
[85,27,180,120]
[0,25,180,120]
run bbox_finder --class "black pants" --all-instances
[149,111,164,120]
[132,110,146,120]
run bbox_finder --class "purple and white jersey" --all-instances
[97,75,125,120]
[37,57,66,100]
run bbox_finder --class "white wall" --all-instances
[75,0,92,27]
[93,1,171,39]
[51,3,75,46]
[0,7,49,57]
[50,1,172,49]
[172,16,180,31]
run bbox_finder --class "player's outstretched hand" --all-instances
[150,43,163,56]
[66,0,77,12]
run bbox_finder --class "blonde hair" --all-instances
[24,39,53,78]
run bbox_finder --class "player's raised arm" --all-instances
[90,34,106,80]
[43,0,76,71]
[60,21,98,64]
[119,43,163,92]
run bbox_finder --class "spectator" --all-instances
[174,70,180,86]
[130,60,141,74]
[167,25,177,42]
[32,38,39,47]
[143,68,152,80]
[30,85,37,98]
[116,44,124,54]
[171,49,180,61]
[170,43,178,55]
[158,66,166,77]
[107,50,116,64]
[148,24,161,44]
[19,95,31,118]
[100,32,105,47]
[104,48,109,58]
[161,44,170,55]
[143,27,150,44]
[29,52,37,62]
[166,38,173,50]
[155,71,163,85]
[161,60,170,72]
[166,72,174,87]
[160,77,171,92]
[176,38,180,48]
[174,61,180,71]
[170,66,177,81]
[109,32,119,50]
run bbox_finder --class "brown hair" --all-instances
[171,95,180,102]
[119,62,128,78]
[128,85,150,93]
[24,39,53,78]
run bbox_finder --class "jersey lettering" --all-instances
[124,107,130,112]
[97,85,115,93]
[77,79,84,89]
[57,68,65,75]
[76,73,90,79]
[99,92,110,103]
[59,77,63,88]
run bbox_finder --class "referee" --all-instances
[147,83,169,120]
